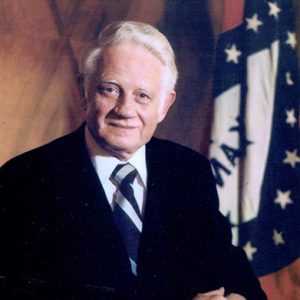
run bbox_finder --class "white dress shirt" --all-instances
[84,126,147,215]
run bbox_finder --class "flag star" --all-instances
[285,72,294,85]
[246,14,263,33]
[285,31,297,49]
[243,241,257,261]
[268,2,281,19]
[273,229,285,246]
[283,149,300,168]
[286,109,297,128]
[224,44,242,64]
[274,190,293,209]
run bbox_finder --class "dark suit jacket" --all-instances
[0,125,267,300]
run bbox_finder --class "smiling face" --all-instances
[85,43,176,160]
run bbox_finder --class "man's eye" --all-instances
[138,92,150,100]
[98,85,120,97]
[104,87,114,93]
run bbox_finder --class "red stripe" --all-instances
[221,0,245,33]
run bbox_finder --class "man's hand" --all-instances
[192,287,246,300]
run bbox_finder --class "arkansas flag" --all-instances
[209,0,300,299]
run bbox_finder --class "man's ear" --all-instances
[158,91,176,123]
[77,73,87,110]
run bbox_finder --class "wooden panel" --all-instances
[53,0,109,40]
[54,0,166,41]
[0,34,83,164]
[125,0,166,25]
[155,0,214,154]
[0,0,59,38]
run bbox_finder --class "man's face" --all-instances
[85,43,175,160]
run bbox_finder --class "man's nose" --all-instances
[113,94,136,117]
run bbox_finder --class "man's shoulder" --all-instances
[147,137,212,177]
[1,125,85,172]
[148,137,209,165]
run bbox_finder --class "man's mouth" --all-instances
[108,122,136,129]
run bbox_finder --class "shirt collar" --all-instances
[85,126,147,186]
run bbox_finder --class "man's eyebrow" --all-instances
[99,78,120,85]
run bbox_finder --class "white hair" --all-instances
[80,21,178,98]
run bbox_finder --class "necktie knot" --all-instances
[112,163,138,186]
[112,163,140,217]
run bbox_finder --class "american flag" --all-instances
[209,0,300,298]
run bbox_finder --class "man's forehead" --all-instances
[97,45,168,85]
[100,43,164,68]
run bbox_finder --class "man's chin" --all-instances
[101,140,139,160]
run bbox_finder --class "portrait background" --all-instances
[1,1,300,299]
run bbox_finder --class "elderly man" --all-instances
[0,21,266,300]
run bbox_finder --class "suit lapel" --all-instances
[54,126,134,288]
[137,138,173,297]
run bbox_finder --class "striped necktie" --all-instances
[112,163,142,275]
